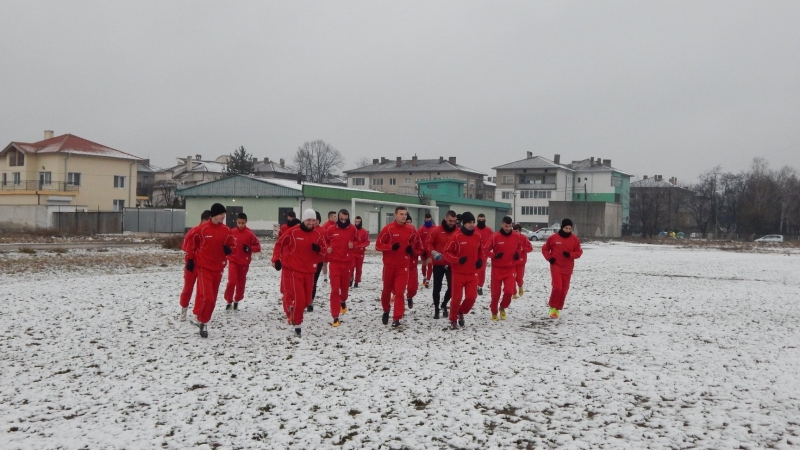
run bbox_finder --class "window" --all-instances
[8,150,25,167]
[615,193,621,203]
[68,172,81,186]
[428,184,438,190]
[372,178,383,186]
[113,200,125,211]
[502,175,514,185]
[611,177,622,187]
[114,176,125,188]
[577,177,581,182]
[389,178,396,186]
[1,173,5,186]
[534,206,549,215]
[404,178,411,185]
[519,190,552,199]
[521,206,534,215]
[13,172,21,185]
[352,177,365,186]
[501,191,512,199]
[38,172,52,186]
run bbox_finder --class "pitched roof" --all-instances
[137,161,163,173]
[344,159,485,176]
[568,158,632,176]
[253,161,295,175]
[630,178,688,189]
[2,134,142,161]
[492,155,574,171]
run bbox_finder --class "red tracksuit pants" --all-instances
[381,265,409,321]
[421,261,432,281]
[353,255,365,283]
[195,267,223,324]
[329,261,352,318]
[450,272,478,322]
[478,258,488,287]
[224,262,250,303]
[283,269,313,326]
[180,268,197,311]
[490,266,517,315]
[515,263,526,288]
[548,269,572,310]
[407,262,419,299]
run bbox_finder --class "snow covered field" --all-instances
[2,242,800,449]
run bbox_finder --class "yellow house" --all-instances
[0,131,142,211]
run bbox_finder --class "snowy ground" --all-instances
[2,243,800,449]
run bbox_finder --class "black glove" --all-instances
[494,252,504,260]
[223,245,232,256]
[563,251,570,258]
[392,243,400,251]
[406,245,414,255]
[458,256,467,264]
[513,253,520,260]
[243,245,250,253]
[185,259,195,272]
[311,243,321,252]
[549,257,556,265]
[475,259,483,269]
[274,260,282,271]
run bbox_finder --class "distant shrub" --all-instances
[18,247,36,254]
[162,235,184,250]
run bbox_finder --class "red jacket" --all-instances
[272,225,327,274]
[353,226,370,257]
[187,221,236,272]
[483,230,524,269]
[407,229,425,268]
[475,224,494,259]
[227,226,261,266]
[323,220,337,231]
[417,222,435,258]
[278,218,300,238]
[443,227,486,275]
[181,224,202,263]
[376,221,418,268]
[426,222,458,266]
[514,233,534,266]
[325,222,358,264]
[542,231,583,274]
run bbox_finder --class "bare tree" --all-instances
[292,140,345,183]
[686,166,720,238]
[630,181,670,238]
[355,156,373,168]
[154,181,178,207]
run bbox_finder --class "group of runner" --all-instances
[178,203,582,338]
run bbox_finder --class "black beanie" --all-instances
[461,212,476,224]
[210,203,226,216]
[561,218,573,229]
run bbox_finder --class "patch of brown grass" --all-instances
[18,247,36,254]
[161,234,184,250]
[0,248,184,275]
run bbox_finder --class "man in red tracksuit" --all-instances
[475,213,494,296]
[426,210,458,319]
[483,216,523,321]
[278,210,300,238]
[512,223,534,299]
[186,203,236,338]
[179,209,211,321]
[271,209,327,337]
[443,212,485,330]
[404,216,425,309]
[376,206,418,328]
[321,211,337,282]
[417,213,435,288]
[224,212,261,311]
[542,218,583,319]
[325,209,358,327]
[350,216,370,288]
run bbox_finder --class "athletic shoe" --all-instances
[307,305,314,313]
[442,306,449,318]
[391,320,402,328]
[323,277,328,282]
[450,321,459,330]
[499,309,507,321]
[423,280,430,288]
[491,314,498,321]
[433,308,440,320]
[340,303,348,315]
[189,315,201,327]
[350,279,353,288]
[199,323,208,338]
[382,311,390,325]
[407,298,414,309]
[233,302,239,311]
[549,307,559,319]
[518,287,524,297]
[294,327,302,337]
[511,294,518,300]
[477,287,483,296]
[226,303,233,311]
[179,307,188,322]
[458,313,465,327]
[353,282,359,288]
[331,318,340,327]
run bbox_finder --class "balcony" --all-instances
[516,183,556,190]
[0,181,80,192]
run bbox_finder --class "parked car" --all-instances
[755,234,784,243]
[530,227,559,241]
[518,228,536,240]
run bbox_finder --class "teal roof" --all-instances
[429,194,511,210]
[176,175,302,197]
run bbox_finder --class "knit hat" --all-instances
[461,212,476,224]
[302,209,316,222]
[561,218,574,229]
[210,203,226,216]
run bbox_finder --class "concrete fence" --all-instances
[122,209,185,233]
[52,212,123,235]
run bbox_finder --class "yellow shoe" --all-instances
[518,287,524,297]
[331,318,341,327]
[499,309,507,320]
[512,294,518,300]
[549,307,559,319]
[340,304,348,315]
[491,314,498,321]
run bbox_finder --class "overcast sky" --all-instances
[1,1,798,183]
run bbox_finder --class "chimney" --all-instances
[439,156,444,163]
[380,157,388,164]
[670,177,677,185]
[279,158,285,168]
[656,175,662,181]
[412,155,418,166]
[195,154,202,161]
[264,157,270,164]
[643,175,648,180]
[296,171,302,184]
[396,156,402,167]
[526,151,533,159]
[602,159,611,167]
[554,154,561,164]
[448,156,456,164]
[590,157,594,166]
[44,130,54,140]
[185,155,193,172]
[252,157,258,164]
[372,158,379,164]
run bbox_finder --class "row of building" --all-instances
[0,130,684,236]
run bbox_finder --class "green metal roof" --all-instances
[302,184,422,204]
[428,194,511,210]
[176,175,302,197]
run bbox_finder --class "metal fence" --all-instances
[0,181,79,192]
[52,212,123,234]
[122,209,185,233]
